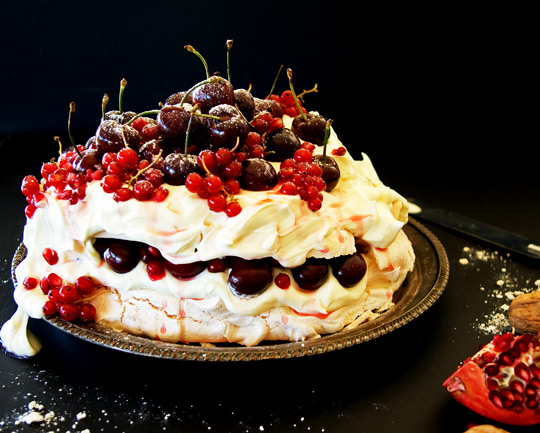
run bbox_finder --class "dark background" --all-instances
[1,2,539,433]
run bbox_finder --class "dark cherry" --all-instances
[158,104,193,138]
[228,257,273,296]
[312,154,340,192]
[239,158,278,191]
[103,240,141,274]
[206,104,248,149]
[96,119,141,154]
[233,89,255,120]
[162,153,199,185]
[291,112,328,146]
[138,140,167,169]
[164,91,193,106]
[191,77,234,113]
[291,258,328,291]
[166,260,206,279]
[73,147,102,172]
[330,253,367,288]
[103,110,137,124]
[253,98,283,118]
[264,127,301,162]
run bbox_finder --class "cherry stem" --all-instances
[125,109,160,126]
[266,64,283,99]
[128,149,163,187]
[119,78,127,114]
[54,136,63,156]
[226,39,233,84]
[184,105,198,156]
[101,94,109,121]
[322,119,333,165]
[287,68,307,121]
[185,45,209,79]
[68,102,83,159]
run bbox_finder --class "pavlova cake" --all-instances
[1,45,415,358]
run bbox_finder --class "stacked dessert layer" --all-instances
[1,69,415,357]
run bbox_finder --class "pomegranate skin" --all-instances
[443,333,540,426]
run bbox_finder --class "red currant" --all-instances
[75,276,95,295]
[113,187,133,202]
[42,300,59,316]
[77,304,97,322]
[59,303,78,321]
[204,174,223,194]
[185,172,204,193]
[21,175,40,197]
[42,248,59,265]
[117,147,139,169]
[275,273,290,289]
[101,174,123,193]
[22,277,38,290]
[224,201,242,217]
[59,284,80,303]
[152,186,169,202]
[133,180,155,201]
[207,193,227,212]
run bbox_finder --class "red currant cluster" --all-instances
[277,143,326,211]
[130,116,160,142]
[269,90,307,117]
[185,147,244,217]
[100,147,169,203]
[250,110,284,136]
[22,264,97,323]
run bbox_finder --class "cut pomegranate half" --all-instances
[443,332,540,426]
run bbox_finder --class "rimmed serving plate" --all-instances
[11,217,449,361]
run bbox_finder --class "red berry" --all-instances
[246,131,262,147]
[224,201,242,217]
[75,276,95,295]
[42,248,59,265]
[39,276,51,294]
[22,277,38,290]
[117,147,139,169]
[152,186,169,202]
[198,150,218,173]
[215,148,233,165]
[130,116,148,132]
[224,179,240,195]
[185,172,204,193]
[47,288,61,303]
[47,273,63,288]
[223,160,242,179]
[59,303,78,321]
[25,204,37,218]
[101,174,123,193]
[207,193,227,212]
[42,300,58,316]
[41,162,58,178]
[59,284,80,303]
[279,182,297,195]
[143,168,164,188]
[146,260,166,281]
[275,273,290,289]
[207,258,228,273]
[77,303,96,322]
[141,123,159,141]
[113,187,133,202]
[331,146,346,156]
[133,180,155,201]
[204,174,223,194]
[307,197,322,211]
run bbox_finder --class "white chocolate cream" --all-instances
[1,117,415,356]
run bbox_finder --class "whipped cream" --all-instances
[1,116,414,355]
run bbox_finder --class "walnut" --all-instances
[508,290,540,333]
[464,425,510,433]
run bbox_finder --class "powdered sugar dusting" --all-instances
[458,246,540,335]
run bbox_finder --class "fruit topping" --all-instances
[162,153,199,186]
[239,158,278,191]
[291,258,329,291]
[330,253,367,288]
[228,257,273,296]
[103,240,141,274]
[206,104,248,149]
[264,127,302,162]
[443,332,540,426]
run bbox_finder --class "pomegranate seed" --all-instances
[515,362,531,381]
[331,146,346,156]
[21,175,41,197]
[301,142,316,152]
[77,304,97,322]
[22,277,38,290]
[41,162,58,178]
[39,276,51,294]
[42,248,59,265]
[25,204,37,218]
[147,260,166,281]
[484,363,500,376]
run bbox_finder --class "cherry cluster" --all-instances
[277,143,326,211]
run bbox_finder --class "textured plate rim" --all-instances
[11,217,449,361]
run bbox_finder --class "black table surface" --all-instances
[1,132,539,433]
